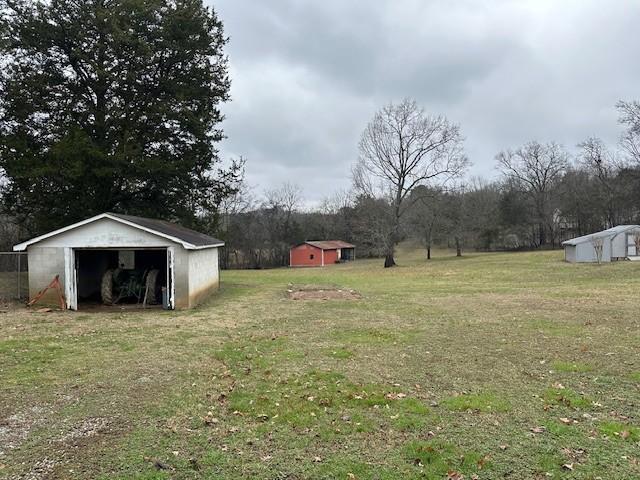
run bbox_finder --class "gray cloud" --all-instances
[211,0,640,204]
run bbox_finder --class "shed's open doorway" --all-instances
[69,248,173,310]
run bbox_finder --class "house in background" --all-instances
[290,241,355,267]
[562,225,640,263]
[13,213,224,310]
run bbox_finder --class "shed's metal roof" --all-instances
[109,213,223,248]
[562,225,640,246]
[300,240,355,250]
[13,213,224,251]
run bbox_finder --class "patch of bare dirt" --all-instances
[0,405,52,456]
[0,301,26,314]
[58,417,110,443]
[287,284,361,300]
[2,415,113,479]
[9,457,57,480]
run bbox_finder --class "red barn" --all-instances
[289,241,355,267]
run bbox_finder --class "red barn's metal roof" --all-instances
[302,240,355,250]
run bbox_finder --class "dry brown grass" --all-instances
[1,248,639,479]
[287,284,361,300]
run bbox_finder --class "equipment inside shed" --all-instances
[75,249,167,307]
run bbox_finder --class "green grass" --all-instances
[551,361,594,373]
[599,421,640,441]
[2,247,640,479]
[441,392,511,412]
[403,440,487,478]
[326,347,354,359]
[543,387,593,410]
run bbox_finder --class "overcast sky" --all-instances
[211,0,640,205]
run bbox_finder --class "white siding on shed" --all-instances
[187,248,220,307]
[34,217,173,249]
[573,239,611,263]
[564,245,576,263]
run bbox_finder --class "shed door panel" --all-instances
[64,247,78,310]
[167,247,175,309]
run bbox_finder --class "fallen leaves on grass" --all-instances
[203,414,219,426]
[288,285,361,301]
[530,426,546,434]
[149,458,171,471]
[561,447,586,464]
[385,392,407,400]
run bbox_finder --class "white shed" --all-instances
[562,225,640,263]
[13,213,224,310]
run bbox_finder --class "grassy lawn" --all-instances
[1,248,639,479]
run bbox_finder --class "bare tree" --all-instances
[578,137,619,227]
[217,180,256,268]
[407,186,443,260]
[617,100,640,163]
[318,189,355,241]
[444,184,468,257]
[262,182,304,265]
[354,98,468,267]
[496,141,569,247]
[320,189,354,216]
[592,237,604,264]
[264,182,303,215]
[350,195,395,259]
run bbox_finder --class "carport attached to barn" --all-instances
[289,241,355,267]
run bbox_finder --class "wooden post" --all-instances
[17,254,21,300]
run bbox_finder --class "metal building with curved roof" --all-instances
[562,225,640,263]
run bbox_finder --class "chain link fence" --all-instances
[0,252,28,301]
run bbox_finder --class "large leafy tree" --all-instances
[0,0,241,235]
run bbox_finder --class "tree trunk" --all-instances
[427,246,431,260]
[455,236,462,257]
[385,204,401,268]
[539,222,546,247]
[384,252,396,268]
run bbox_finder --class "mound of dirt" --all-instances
[287,284,361,300]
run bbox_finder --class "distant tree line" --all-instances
[1,0,638,273]
[217,99,640,268]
